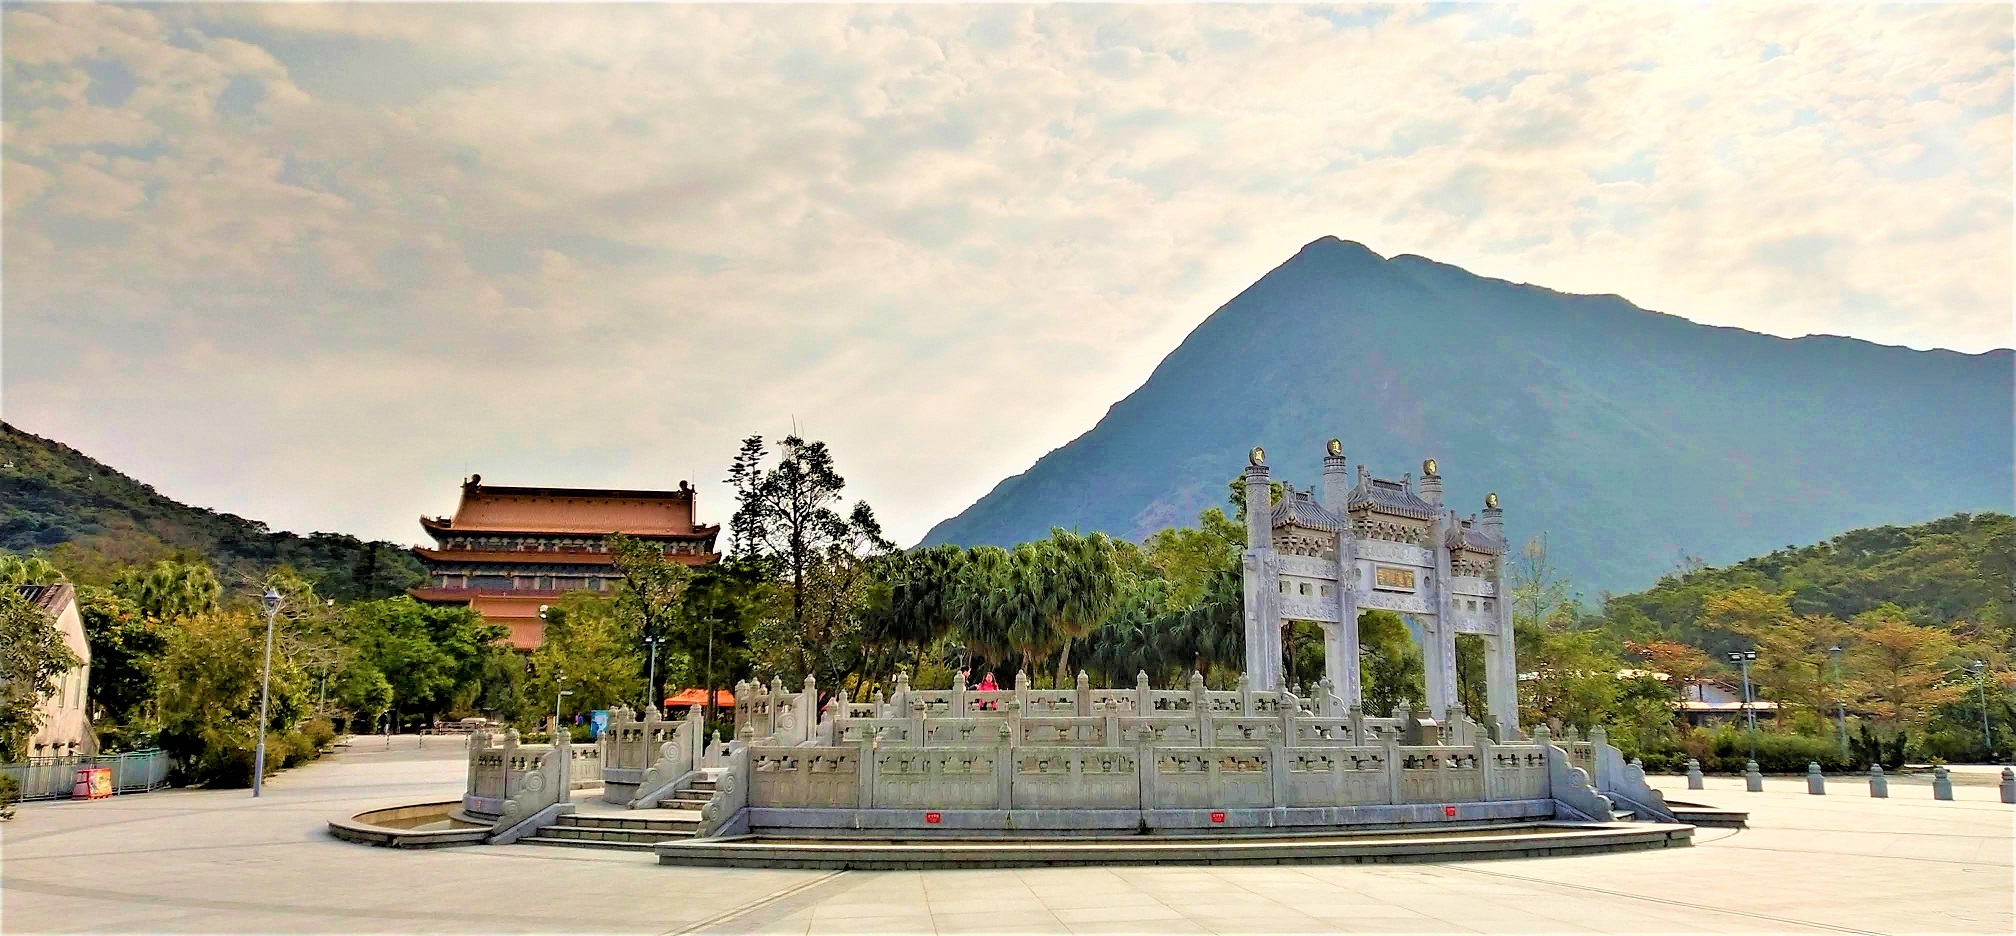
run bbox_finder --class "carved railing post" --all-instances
[1190,671,1210,743]
[952,670,968,716]
[1076,670,1092,717]
[1136,670,1151,715]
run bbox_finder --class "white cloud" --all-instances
[3,2,2009,550]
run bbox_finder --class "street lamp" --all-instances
[1727,649,1758,760]
[1971,661,1993,761]
[253,588,282,798]
[1828,645,1848,760]
[644,636,666,711]
[554,687,573,738]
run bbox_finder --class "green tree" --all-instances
[1158,567,1244,684]
[152,610,310,786]
[1042,529,1122,683]
[344,597,503,729]
[0,588,82,760]
[75,584,161,728]
[526,593,642,729]
[0,554,65,586]
[670,559,767,719]
[1142,506,1243,610]
[858,545,964,695]
[1083,577,1181,686]
[113,559,222,621]
[1358,610,1424,715]
[607,534,694,707]
[727,434,890,687]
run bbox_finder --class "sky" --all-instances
[3,2,2011,550]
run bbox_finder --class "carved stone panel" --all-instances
[1279,594,1340,623]
[1355,539,1434,567]
[1277,555,1341,580]
[1446,575,1497,598]
[1357,589,1432,615]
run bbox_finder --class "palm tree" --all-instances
[857,545,967,696]
[1043,529,1122,685]
[114,559,222,621]
[1083,577,1180,686]
[952,545,1015,672]
[1159,567,1244,684]
[1001,543,1058,681]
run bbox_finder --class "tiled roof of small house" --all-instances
[1347,479,1439,520]
[14,583,75,615]
[1270,488,1350,533]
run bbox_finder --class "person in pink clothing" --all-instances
[976,671,999,710]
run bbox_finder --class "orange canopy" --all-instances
[663,688,735,708]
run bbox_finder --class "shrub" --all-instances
[1683,724,1853,773]
[0,773,19,820]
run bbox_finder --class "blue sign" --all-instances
[590,710,610,738]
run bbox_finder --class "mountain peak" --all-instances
[1297,235,1385,263]
[921,246,2012,593]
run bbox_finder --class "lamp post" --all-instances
[1728,649,1758,761]
[554,687,573,737]
[1972,661,1993,761]
[1829,645,1848,760]
[645,636,665,711]
[252,588,282,798]
[704,611,718,729]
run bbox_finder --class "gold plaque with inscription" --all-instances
[1374,567,1416,591]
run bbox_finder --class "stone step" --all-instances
[658,795,713,810]
[527,824,695,846]
[557,813,700,832]
[1610,809,1637,822]
[518,834,660,852]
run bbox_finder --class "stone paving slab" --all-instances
[2,740,2010,934]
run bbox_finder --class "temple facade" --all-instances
[1241,441,1517,736]
[411,475,719,649]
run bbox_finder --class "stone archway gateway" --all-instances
[1241,441,1518,737]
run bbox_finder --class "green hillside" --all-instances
[0,422,421,599]
[1597,511,2013,653]
[923,237,2014,594]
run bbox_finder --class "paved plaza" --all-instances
[2,737,2010,935]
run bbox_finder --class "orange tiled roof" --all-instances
[424,475,711,537]
[411,547,719,567]
[663,687,736,707]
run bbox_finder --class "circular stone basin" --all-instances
[329,802,491,848]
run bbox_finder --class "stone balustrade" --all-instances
[457,672,1657,840]
[698,671,1607,836]
[463,727,578,841]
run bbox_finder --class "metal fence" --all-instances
[1,749,173,802]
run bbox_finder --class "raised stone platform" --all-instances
[653,820,1693,869]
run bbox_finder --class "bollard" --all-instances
[1869,765,1888,798]
[1686,758,1703,790]
[1745,759,1764,792]
[1932,765,1953,801]
[1806,762,1826,795]
[2000,768,2014,805]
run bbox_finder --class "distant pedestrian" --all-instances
[978,671,999,710]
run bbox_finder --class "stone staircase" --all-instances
[518,772,721,851]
